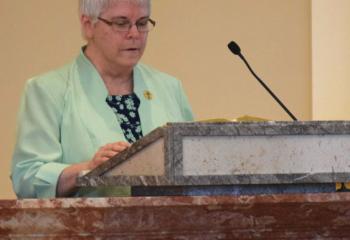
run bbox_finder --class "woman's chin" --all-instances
[118,58,141,68]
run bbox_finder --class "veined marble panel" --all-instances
[182,135,350,176]
[1,194,350,239]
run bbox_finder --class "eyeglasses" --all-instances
[97,17,156,33]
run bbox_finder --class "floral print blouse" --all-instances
[106,93,143,143]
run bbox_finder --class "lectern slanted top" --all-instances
[77,121,350,189]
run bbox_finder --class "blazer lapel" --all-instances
[134,65,169,135]
[74,51,126,148]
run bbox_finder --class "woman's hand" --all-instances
[88,141,131,170]
[57,141,130,197]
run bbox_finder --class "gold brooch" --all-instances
[144,90,153,100]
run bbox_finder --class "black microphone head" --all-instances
[227,41,241,55]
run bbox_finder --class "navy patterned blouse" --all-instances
[106,93,143,143]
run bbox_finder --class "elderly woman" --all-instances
[11,0,193,198]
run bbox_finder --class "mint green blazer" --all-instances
[11,51,194,198]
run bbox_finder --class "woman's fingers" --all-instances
[101,150,119,158]
[107,142,131,152]
[89,141,131,169]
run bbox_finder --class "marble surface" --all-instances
[104,138,165,177]
[1,193,350,239]
[78,121,350,188]
[82,126,166,177]
[172,121,350,184]
[182,135,350,175]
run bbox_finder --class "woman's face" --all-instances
[86,0,150,69]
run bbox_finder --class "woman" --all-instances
[11,0,193,198]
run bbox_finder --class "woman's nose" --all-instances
[126,24,141,39]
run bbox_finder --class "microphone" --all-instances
[227,41,298,121]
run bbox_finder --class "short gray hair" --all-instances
[79,0,151,20]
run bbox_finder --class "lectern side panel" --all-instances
[182,135,350,176]
[105,139,165,176]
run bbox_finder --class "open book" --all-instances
[198,115,269,123]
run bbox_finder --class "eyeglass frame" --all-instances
[97,16,156,33]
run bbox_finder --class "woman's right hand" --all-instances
[57,141,130,197]
[88,141,131,170]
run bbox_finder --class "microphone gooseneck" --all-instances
[227,41,298,121]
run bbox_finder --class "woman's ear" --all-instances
[80,15,95,40]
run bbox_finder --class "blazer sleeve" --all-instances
[11,78,69,198]
[177,80,195,121]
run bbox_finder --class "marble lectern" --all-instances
[3,121,350,239]
[77,121,350,195]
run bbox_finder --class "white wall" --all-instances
[312,0,350,120]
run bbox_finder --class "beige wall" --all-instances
[312,0,350,120]
[0,0,311,199]
[145,0,311,121]
[0,0,83,199]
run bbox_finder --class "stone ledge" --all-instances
[1,193,350,239]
